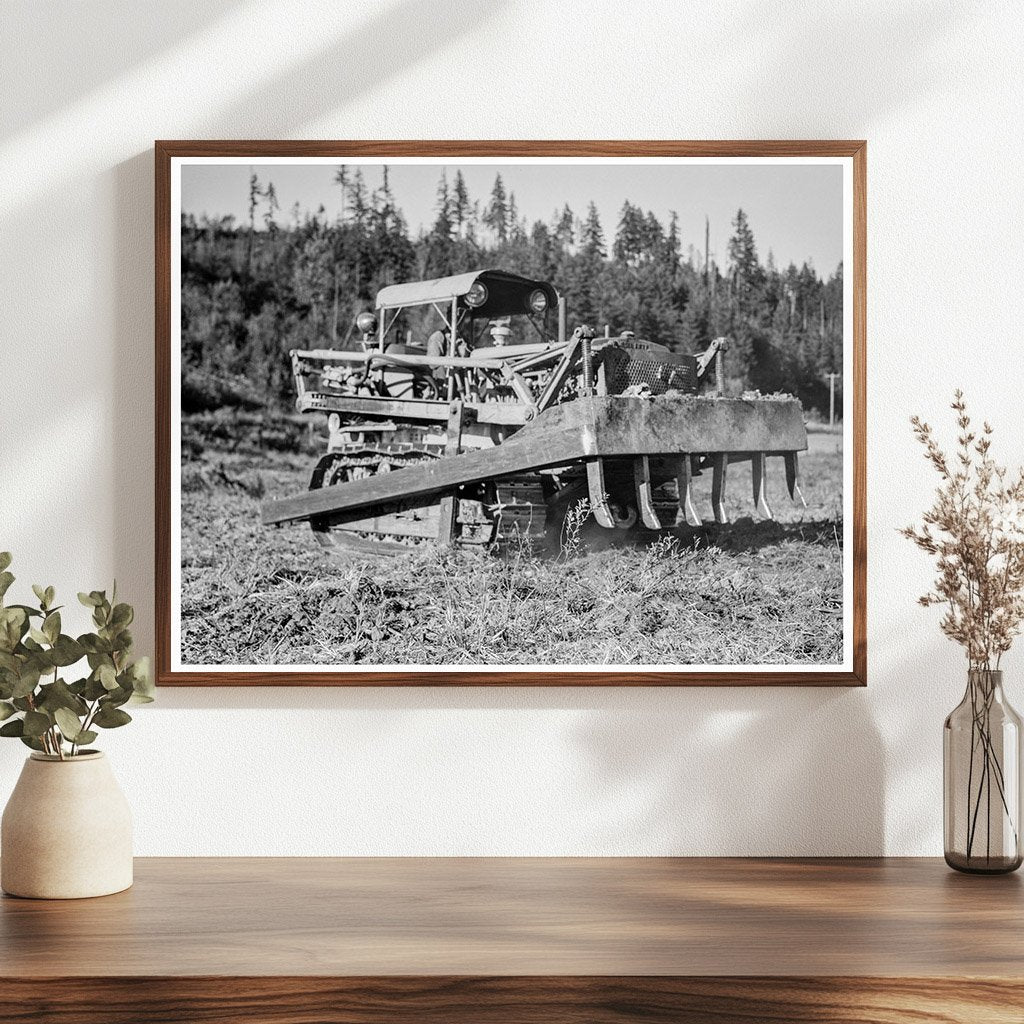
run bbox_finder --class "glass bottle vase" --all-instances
[944,669,1023,873]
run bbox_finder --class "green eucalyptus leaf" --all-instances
[44,586,55,608]
[31,585,47,608]
[1,607,26,626]
[83,675,107,701]
[130,656,154,693]
[0,572,14,601]
[22,710,50,738]
[82,637,112,657]
[104,685,132,708]
[12,697,33,712]
[0,552,11,573]
[9,604,42,620]
[0,701,16,721]
[110,603,134,629]
[50,635,85,667]
[128,659,154,703]
[75,730,98,746]
[42,611,60,644]
[112,629,134,654]
[11,666,41,699]
[53,707,84,741]
[37,679,88,716]
[19,735,45,752]
[77,592,99,608]
[0,609,27,652]
[98,664,118,691]
[0,718,24,738]
[93,705,131,729]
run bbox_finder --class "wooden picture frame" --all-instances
[156,140,866,686]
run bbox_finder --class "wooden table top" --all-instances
[1,857,1021,978]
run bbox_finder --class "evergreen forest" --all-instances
[180,166,844,418]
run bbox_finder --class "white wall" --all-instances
[1,0,1022,856]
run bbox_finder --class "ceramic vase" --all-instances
[1,751,133,898]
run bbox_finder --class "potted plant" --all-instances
[903,392,1024,873]
[0,552,153,898]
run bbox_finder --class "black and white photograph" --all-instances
[165,150,858,679]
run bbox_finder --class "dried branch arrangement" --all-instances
[902,391,1024,670]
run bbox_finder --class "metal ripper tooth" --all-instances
[675,456,702,527]
[711,453,729,524]
[784,452,807,507]
[752,452,773,520]
[633,455,661,530]
[586,458,615,529]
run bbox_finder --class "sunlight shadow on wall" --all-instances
[0,1,243,139]
[1,0,501,218]
[721,0,970,133]
[570,687,884,855]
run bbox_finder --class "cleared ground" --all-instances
[179,419,843,667]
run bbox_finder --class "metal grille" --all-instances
[601,346,698,396]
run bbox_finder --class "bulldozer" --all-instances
[260,269,807,554]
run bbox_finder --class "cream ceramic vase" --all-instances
[1,751,132,899]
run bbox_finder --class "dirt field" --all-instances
[179,419,844,667]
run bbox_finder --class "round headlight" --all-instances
[355,311,377,334]
[465,281,488,308]
[528,289,548,314]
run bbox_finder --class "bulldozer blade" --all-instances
[711,453,729,524]
[633,456,662,530]
[674,456,702,527]
[752,452,773,520]
[262,396,808,530]
[784,452,807,507]
[586,459,616,529]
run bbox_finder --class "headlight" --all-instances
[465,281,488,307]
[355,312,377,334]
[528,289,548,314]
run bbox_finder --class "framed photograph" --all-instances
[156,141,865,686]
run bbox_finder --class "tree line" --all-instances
[180,166,844,417]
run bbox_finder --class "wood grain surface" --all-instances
[4,856,1022,977]
[2,857,1020,1023]
[0,976,1021,1024]
[155,139,867,687]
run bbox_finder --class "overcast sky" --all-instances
[181,160,844,273]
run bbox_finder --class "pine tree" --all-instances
[347,169,369,227]
[614,201,645,265]
[727,208,765,319]
[425,171,455,277]
[246,172,261,277]
[553,204,575,252]
[581,202,606,259]
[452,170,470,240]
[507,191,524,243]
[262,183,279,232]
[483,174,508,245]
[333,167,349,222]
